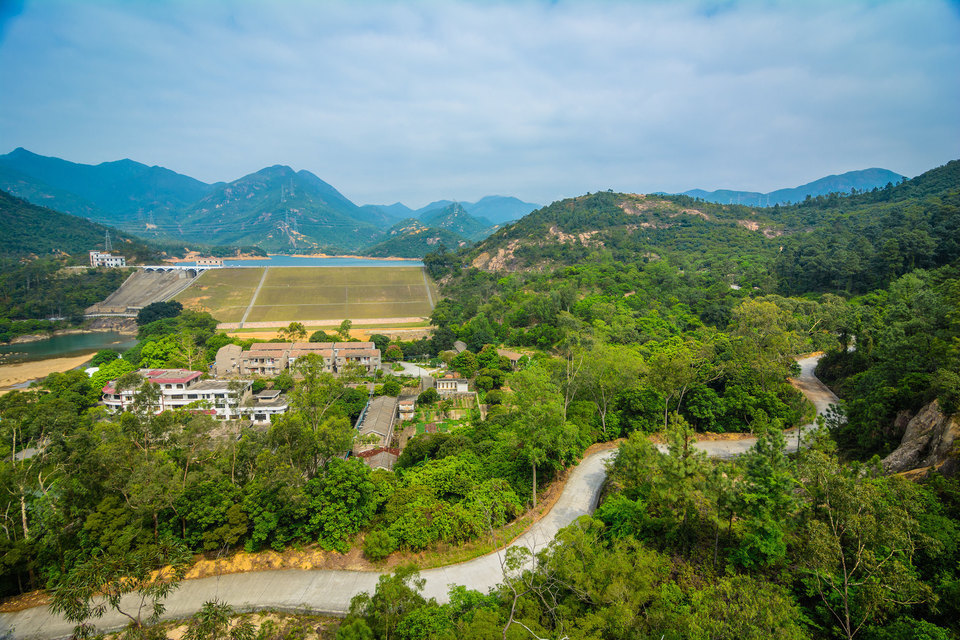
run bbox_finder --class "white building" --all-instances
[89,250,127,268]
[101,369,252,420]
[436,374,469,394]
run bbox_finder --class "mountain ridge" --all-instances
[681,167,905,207]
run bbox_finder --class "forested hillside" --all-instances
[0,160,957,640]
[0,190,156,261]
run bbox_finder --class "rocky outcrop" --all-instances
[882,400,960,475]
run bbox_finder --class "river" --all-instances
[0,331,136,365]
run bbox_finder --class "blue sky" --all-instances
[1,0,958,208]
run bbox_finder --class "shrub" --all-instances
[363,529,396,562]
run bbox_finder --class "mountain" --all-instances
[420,203,499,241]
[409,197,540,225]
[0,189,157,261]
[175,165,384,252]
[465,196,540,224]
[465,191,776,273]
[364,218,470,258]
[0,147,213,229]
[360,202,414,222]
[682,168,905,207]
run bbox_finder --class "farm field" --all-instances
[175,266,438,326]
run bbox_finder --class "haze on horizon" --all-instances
[0,0,958,209]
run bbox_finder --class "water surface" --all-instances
[0,331,136,365]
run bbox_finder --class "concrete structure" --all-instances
[225,342,381,377]
[195,257,224,266]
[101,369,252,420]
[89,250,126,268]
[436,373,469,394]
[85,269,199,316]
[215,344,243,377]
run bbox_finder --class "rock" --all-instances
[882,400,960,474]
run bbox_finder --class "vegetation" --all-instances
[0,159,958,638]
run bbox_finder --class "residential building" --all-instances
[101,368,252,419]
[89,250,127,268]
[436,373,469,394]
[398,397,416,421]
[497,348,525,369]
[225,341,382,377]
[249,389,289,424]
[214,344,242,377]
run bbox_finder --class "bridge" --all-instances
[140,264,221,277]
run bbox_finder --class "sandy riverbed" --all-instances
[0,352,97,393]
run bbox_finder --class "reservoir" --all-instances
[0,331,136,365]
[179,256,424,268]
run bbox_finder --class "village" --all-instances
[96,337,526,472]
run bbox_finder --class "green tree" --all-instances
[338,319,353,341]
[797,450,932,639]
[49,538,191,638]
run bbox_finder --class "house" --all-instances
[357,447,400,470]
[89,250,126,268]
[101,369,253,419]
[249,389,289,424]
[398,397,416,421]
[497,348,525,369]
[214,344,242,377]
[436,373,469,394]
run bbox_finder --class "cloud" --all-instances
[0,0,957,207]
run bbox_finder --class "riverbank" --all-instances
[7,323,137,345]
[0,352,96,394]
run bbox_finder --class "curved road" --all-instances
[1,356,837,639]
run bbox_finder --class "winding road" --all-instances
[0,356,838,639]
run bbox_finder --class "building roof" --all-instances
[103,368,203,393]
[141,369,203,384]
[289,348,334,358]
[497,348,524,361]
[218,344,243,356]
[453,340,468,353]
[190,379,247,392]
[337,348,379,357]
[358,395,398,439]
[248,342,291,351]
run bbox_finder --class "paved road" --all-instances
[1,356,837,639]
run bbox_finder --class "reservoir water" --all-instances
[179,256,424,268]
[0,331,137,365]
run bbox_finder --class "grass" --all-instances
[174,268,265,322]
[176,266,436,323]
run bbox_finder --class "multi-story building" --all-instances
[89,250,127,268]
[224,341,382,377]
[101,369,252,419]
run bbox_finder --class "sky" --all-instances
[1,0,958,209]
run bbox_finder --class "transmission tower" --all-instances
[104,230,113,251]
